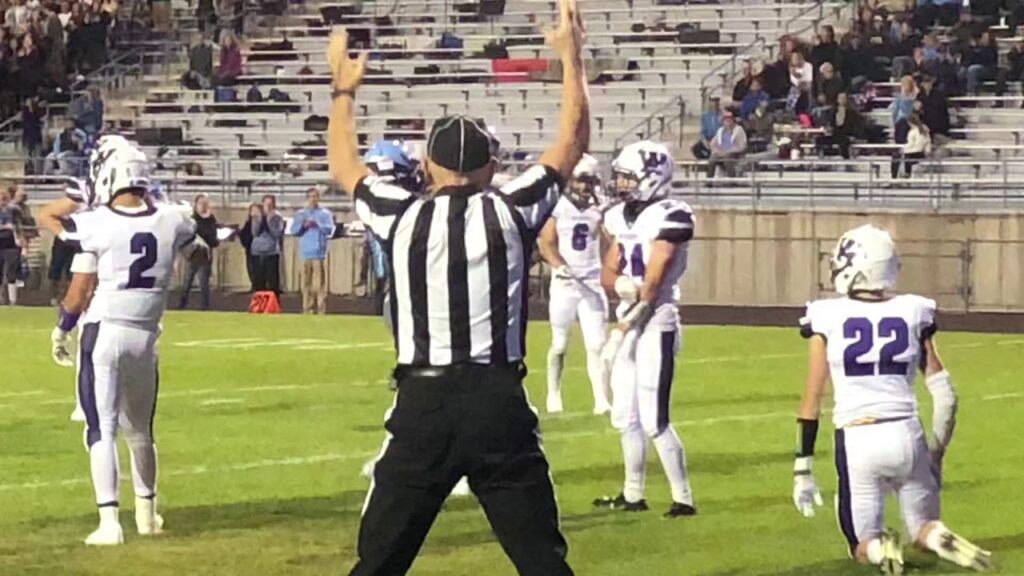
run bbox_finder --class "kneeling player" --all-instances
[56,140,207,545]
[537,154,611,415]
[794,224,992,573]
[594,141,696,517]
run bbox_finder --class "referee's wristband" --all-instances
[331,88,356,100]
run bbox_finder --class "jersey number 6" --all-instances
[842,317,910,377]
[127,232,158,289]
[571,223,589,251]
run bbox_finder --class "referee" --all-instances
[326,0,588,573]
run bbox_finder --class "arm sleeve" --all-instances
[61,211,104,253]
[316,209,335,235]
[920,297,938,340]
[289,211,304,235]
[353,175,415,241]
[799,301,828,340]
[499,164,565,231]
[64,177,92,207]
[655,207,695,244]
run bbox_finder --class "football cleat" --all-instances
[85,522,124,546]
[932,526,993,572]
[879,529,904,575]
[546,393,564,414]
[135,497,164,536]
[450,477,472,497]
[664,502,697,518]
[592,401,612,416]
[593,493,649,512]
[70,405,86,422]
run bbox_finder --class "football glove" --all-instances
[553,265,578,281]
[51,326,75,368]
[614,275,638,303]
[793,456,824,518]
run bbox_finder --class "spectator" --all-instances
[41,3,66,87]
[818,93,867,159]
[248,193,284,294]
[289,188,334,315]
[810,25,841,72]
[4,0,29,34]
[816,62,843,106]
[892,114,930,178]
[1008,41,1024,84]
[196,0,216,32]
[20,96,45,175]
[178,194,220,310]
[0,187,24,306]
[787,82,812,117]
[842,34,882,86]
[707,113,747,178]
[48,233,75,304]
[917,75,950,141]
[789,51,813,89]
[13,32,44,101]
[215,30,242,85]
[731,59,757,103]
[1009,0,1024,36]
[70,86,103,135]
[183,34,214,89]
[921,33,941,63]
[893,46,927,80]
[744,100,773,153]
[961,32,1004,96]
[890,75,917,143]
[691,96,721,159]
[238,202,258,287]
[50,117,86,175]
[738,78,769,120]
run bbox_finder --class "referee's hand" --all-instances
[545,0,585,60]
[327,29,368,92]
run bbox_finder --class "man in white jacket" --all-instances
[707,113,747,178]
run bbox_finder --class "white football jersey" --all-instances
[66,202,198,325]
[800,294,938,428]
[604,198,695,312]
[551,197,603,279]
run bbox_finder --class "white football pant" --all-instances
[834,417,940,553]
[546,277,609,408]
[610,322,693,505]
[77,321,160,509]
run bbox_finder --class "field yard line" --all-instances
[982,392,1023,401]
[199,398,244,406]
[0,391,45,399]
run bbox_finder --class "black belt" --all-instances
[393,361,527,381]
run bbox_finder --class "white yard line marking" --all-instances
[982,392,1023,401]
[199,398,244,406]
[294,343,392,351]
[0,391,45,399]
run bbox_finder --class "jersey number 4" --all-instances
[842,317,910,377]
[617,243,645,278]
[127,232,158,289]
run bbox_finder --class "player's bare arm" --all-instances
[792,334,828,519]
[37,197,80,237]
[537,0,590,182]
[326,29,371,195]
[538,218,568,269]
[600,238,622,296]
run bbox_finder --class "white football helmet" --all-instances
[567,153,603,207]
[611,140,674,203]
[89,136,150,205]
[831,224,900,295]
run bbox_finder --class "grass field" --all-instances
[1,307,1022,576]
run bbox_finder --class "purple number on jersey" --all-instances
[571,223,589,251]
[842,317,911,377]
[127,232,158,289]
[617,243,645,278]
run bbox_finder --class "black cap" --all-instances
[427,116,499,173]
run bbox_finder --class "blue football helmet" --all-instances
[363,140,423,194]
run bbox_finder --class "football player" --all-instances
[594,141,697,518]
[537,153,611,415]
[52,139,208,545]
[794,224,992,573]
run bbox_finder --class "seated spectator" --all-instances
[811,94,835,130]
[892,47,927,81]
[1008,41,1024,84]
[960,32,1004,96]
[970,0,1001,26]
[890,75,917,143]
[691,96,721,160]
[762,52,792,99]
[892,114,930,178]
[1009,0,1024,36]
[49,117,86,175]
[70,87,103,135]
[810,25,840,72]
[732,59,757,104]
[819,93,869,159]
[917,75,950,141]
[182,34,214,89]
[841,34,881,86]
[215,31,243,85]
[745,101,773,154]
[739,78,769,120]
[789,51,813,89]
[707,113,747,178]
[816,62,843,106]
[786,82,812,118]
[921,33,941,63]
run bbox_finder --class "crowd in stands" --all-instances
[696,0,1024,178]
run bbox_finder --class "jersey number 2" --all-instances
[571,223,589,251]
[843,317,910,377]
[127,232,157,289]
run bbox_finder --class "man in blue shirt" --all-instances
[691,96,721,159]
[290,188,335,314]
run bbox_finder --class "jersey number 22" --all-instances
[842,317,910,377]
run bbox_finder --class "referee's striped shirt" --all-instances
[354,164,564,366]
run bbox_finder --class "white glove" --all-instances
[792,457,824,518]
[553,265,578,281]
[614,275,638,303]
[51,326,75,368]
[600,328,625,374]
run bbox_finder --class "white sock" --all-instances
[546,347,565,398]
[90,439,120,506]
[620,424,647,503]
[6,284,15,305]
[127,440,158,498]
[652,427,694,505]
[98,504,120,527]
[866,538,884,564]
[585,348,610,407]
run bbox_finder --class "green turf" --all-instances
[1,307,1021,575]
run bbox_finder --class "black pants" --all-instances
[351,364,573,576]
[892,152,925,178]
[250,254,280,294]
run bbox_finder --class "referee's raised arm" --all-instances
[537,0,590,182]
[325,29,371,195]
